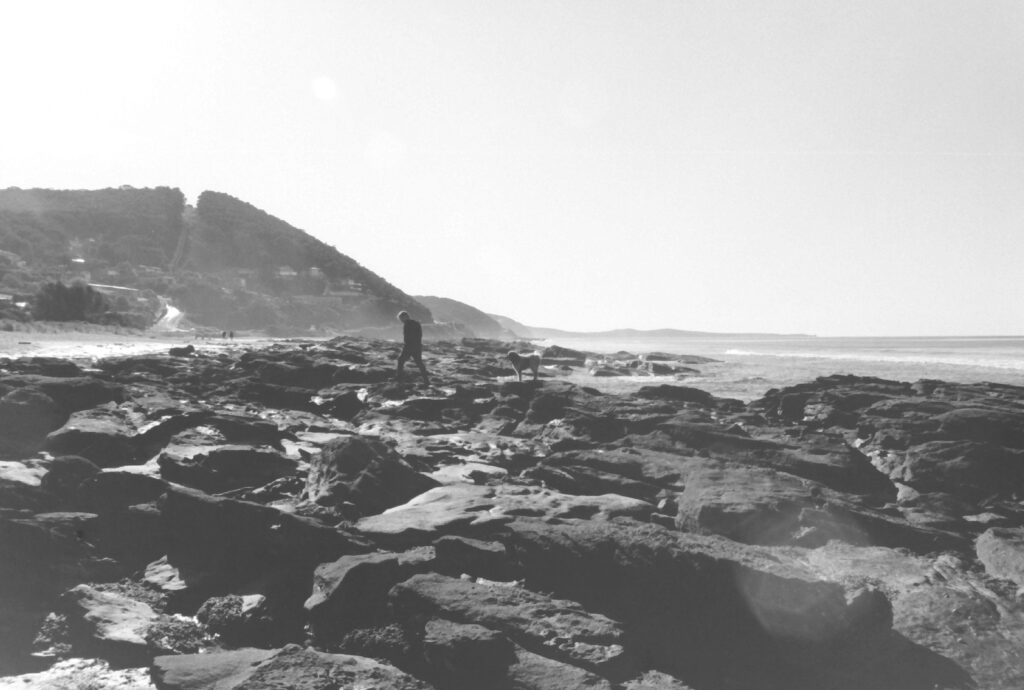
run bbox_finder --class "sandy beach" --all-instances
[0,330,237,362]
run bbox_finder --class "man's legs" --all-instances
[396,349,409,381]
[412,352,430,384]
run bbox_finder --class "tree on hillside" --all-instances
[32,280,110,322]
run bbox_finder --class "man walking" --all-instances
[396,311,430,384]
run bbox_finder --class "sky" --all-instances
[1,0,1023,336]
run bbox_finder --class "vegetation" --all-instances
[32,280,109,322]
[0,187,433,333]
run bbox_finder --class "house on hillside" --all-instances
[325,278,366,305]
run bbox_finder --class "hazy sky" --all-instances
[2,0,1022,336]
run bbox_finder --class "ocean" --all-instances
[539,335,1024,402]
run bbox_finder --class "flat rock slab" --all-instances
[152,644,434,690]
[391,572,633,678]
[356,484,654,545]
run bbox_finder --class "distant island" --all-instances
[504,323,816,340]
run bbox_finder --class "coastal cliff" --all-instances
[1,339,1022,689]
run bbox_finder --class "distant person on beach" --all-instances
[396,311,430,384]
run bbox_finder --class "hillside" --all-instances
[0,187,430,332]
[414,295,511,339]
[488,312,535,338]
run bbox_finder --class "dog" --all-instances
[506,351,541,382]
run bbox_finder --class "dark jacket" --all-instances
[403,318,423,351]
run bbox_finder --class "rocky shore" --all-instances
[1,336,1023,689]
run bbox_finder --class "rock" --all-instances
[143,557,192,606]
[434,535,516,581]
[196,594,281,647]
[869,439,1024,502]
[303,435,439,517]
[76,471,171,513]
[54,583,159,664]
[500,518,893,686]
[168,344,196,357]
[799,542,1019,690]
[316,388,364,420]
[305,547,435,643]
[633,415,893,497]
[622,670,696,689]
[1,374,124,413]
[0,512,121,598]
[203,412,292,449]
[159,486,372,607]
[157,444,298,493]
[976,527,1024,589]
[0,459,50,511]
[391,572,635,679]
[38,454,101,500]
[0,387,64,457]
[45,403,141,467]
[503,645,616,689]
[635,385,715,406]
[0,657,154,690]
[356,484,654,546]
[151,644,434,690]
[421,618,514,686]
[4,356,84,377]
[671,460,959,552]
[936,406,1024,448]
